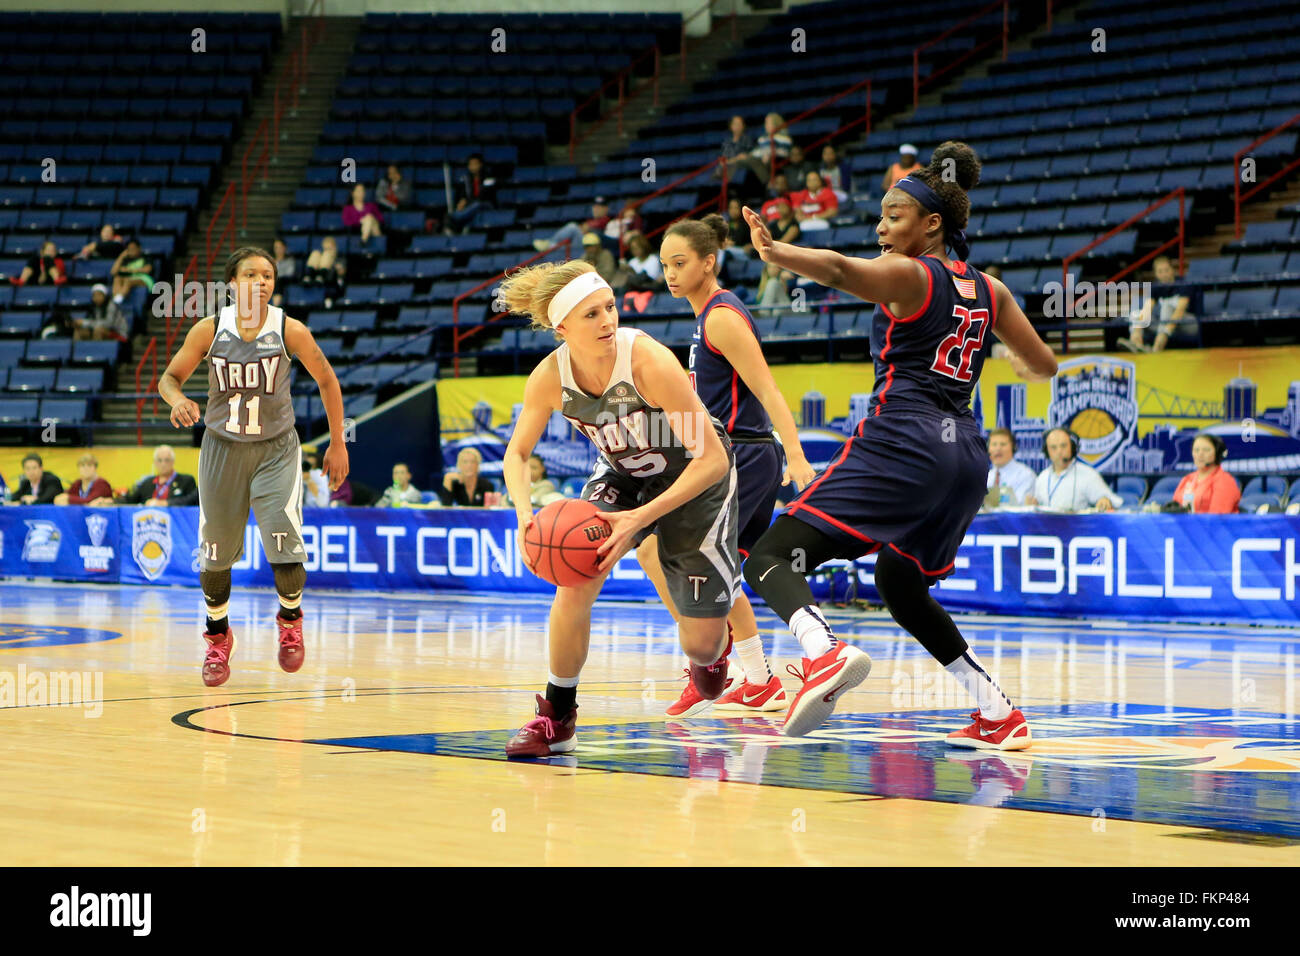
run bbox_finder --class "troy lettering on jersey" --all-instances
[210,355,282,394]
[565,407,650,457]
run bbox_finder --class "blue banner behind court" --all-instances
[1,506,1297,623]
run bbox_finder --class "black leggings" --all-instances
[744,516,969,666]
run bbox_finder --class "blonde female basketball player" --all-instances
[159,246,349,687]
[500,259,740,758]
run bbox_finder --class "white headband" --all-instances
[546,271,612,329]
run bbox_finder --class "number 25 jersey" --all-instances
[203,303,295,442]
[868,256,996,419]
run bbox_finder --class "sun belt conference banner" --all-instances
[1,507,1298,624]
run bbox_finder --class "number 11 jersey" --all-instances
[203,303,295,442]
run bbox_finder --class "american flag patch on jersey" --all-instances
[952,276,977,299]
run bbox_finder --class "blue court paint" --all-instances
[0,623,123,649]
[314,705,1300,838]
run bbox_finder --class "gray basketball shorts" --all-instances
[198,428,304,571]
[582,452,741,619]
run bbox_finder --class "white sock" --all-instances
[945,651,1013,721]
[733,634,771,684]
[546,672,579,688]
[789,605,836,659]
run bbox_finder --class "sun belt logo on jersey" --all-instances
[79,513,114,573]
[21,520,60,563]
[131,509,172,581]
[1048,356,1139,471]
[256,334,280,351]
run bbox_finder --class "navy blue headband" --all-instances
[893,176,970,261]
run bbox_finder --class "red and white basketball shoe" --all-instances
[780,643,872,737]
[665,668,737,718]
[275,614,305,673]
[506,694,578,759]
[945,709,1032,751]
[202,629,235,687]
[714,673,789,712]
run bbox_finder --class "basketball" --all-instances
[523,498,612,587]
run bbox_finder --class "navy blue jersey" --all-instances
[688,289,774,438]
[868,256,996,418]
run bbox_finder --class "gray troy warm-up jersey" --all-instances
[557,327,724,481]
[203,304,295,442]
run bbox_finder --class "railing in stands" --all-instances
[638,155,730,248]
[913,0,1009,108]
[133,337,159,446]
[1060,186,1186,351]
[1233,112,1300,239]
[164,253,199,357]
[568,44,662,163]
[768,78,872,184]
[450,240,574,377]
[679,0,737,83]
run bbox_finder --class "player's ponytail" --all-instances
[909,140,981,236]
[666,214,728,261]
[498,258,597,334]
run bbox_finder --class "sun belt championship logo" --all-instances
[131,509,172,581]
[79,513,114,573]
[1049,356,1139,471]
[21,520,61,563]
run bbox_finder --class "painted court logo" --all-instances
[131,509,172,581]
[79,513,114,573]
[1049,356,1139,470]
[21,520,60,563]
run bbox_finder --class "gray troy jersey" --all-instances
[203,304,295,442]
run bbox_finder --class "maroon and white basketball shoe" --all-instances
[506,694,578,759]
[275,614,305,673]
[202,629,236,687]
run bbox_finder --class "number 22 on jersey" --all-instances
[930,305,990,383]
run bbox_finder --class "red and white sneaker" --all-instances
[506,694,578,759]
[202,629,235,687]
[275,614,305,673]
[714,673,789,712]
[946,709,1032,751]
[781,643,872,737]
[665,668,736,718]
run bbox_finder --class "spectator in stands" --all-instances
[303,236,347,299]
[984,428,1036,507]
[76,224,125,261]
[270,238,296,309]
[117,444,198,507]
[783,144,814,191]
[449,153,497,233]
[725,198,751,253]
[378,462,423,508]
[617,231,664,294]
[1025,428,1122,512]
[760,174,793,221]
[1121,256,1196,354]
[507,454,564,508]
[343,184,384,243]
[110,240,154,302]
[789,170,839,231]
[74,284,128,342]
[765,200,801,245]
[375,164,413,212]
[819,144,851,203]
[581,232,617,285]
[5,453,62,505]
[756,261,794,309]
[534,196,611,253]
[440,447,493,507]
[40,307,76,340]
[1171,434,1240,513]
[54,453,114,506]
[881,144,923,191]
[717,114,763,191]
[751,112,793,179]
[10,240,68,286]
[330,478,354,506]
[604,202,644,252]
[302,459,330,508]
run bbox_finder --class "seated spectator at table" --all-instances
[342,184,383,243]
[10,240,68,286]
[118,445,198,507]
[881,143,923,191]
[440,447,494,507]
[74,284,128,342]
[330,478,354,506]
[76,224,125,261]
[534,196,611,253]
[378,462,424,508]
[756,261,795,310]
[751,112,793,178]
[110,239,153,302]
[984,428,1036,507]
[759,173,794,221]
[1171,434,1240,514]
[782,144,814,191]
[1025,428,1122,512]
[507,454,565,508]
[375,164,413,212]
[54,453,114,506]
[581,232,617,285]
[5,453,62,505]
[819,144,851,202]
[302,459,330,508]
[1121,256,1196,354]
[448,153,497,233]
[789,171,839,231]
[765,201,801,245]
